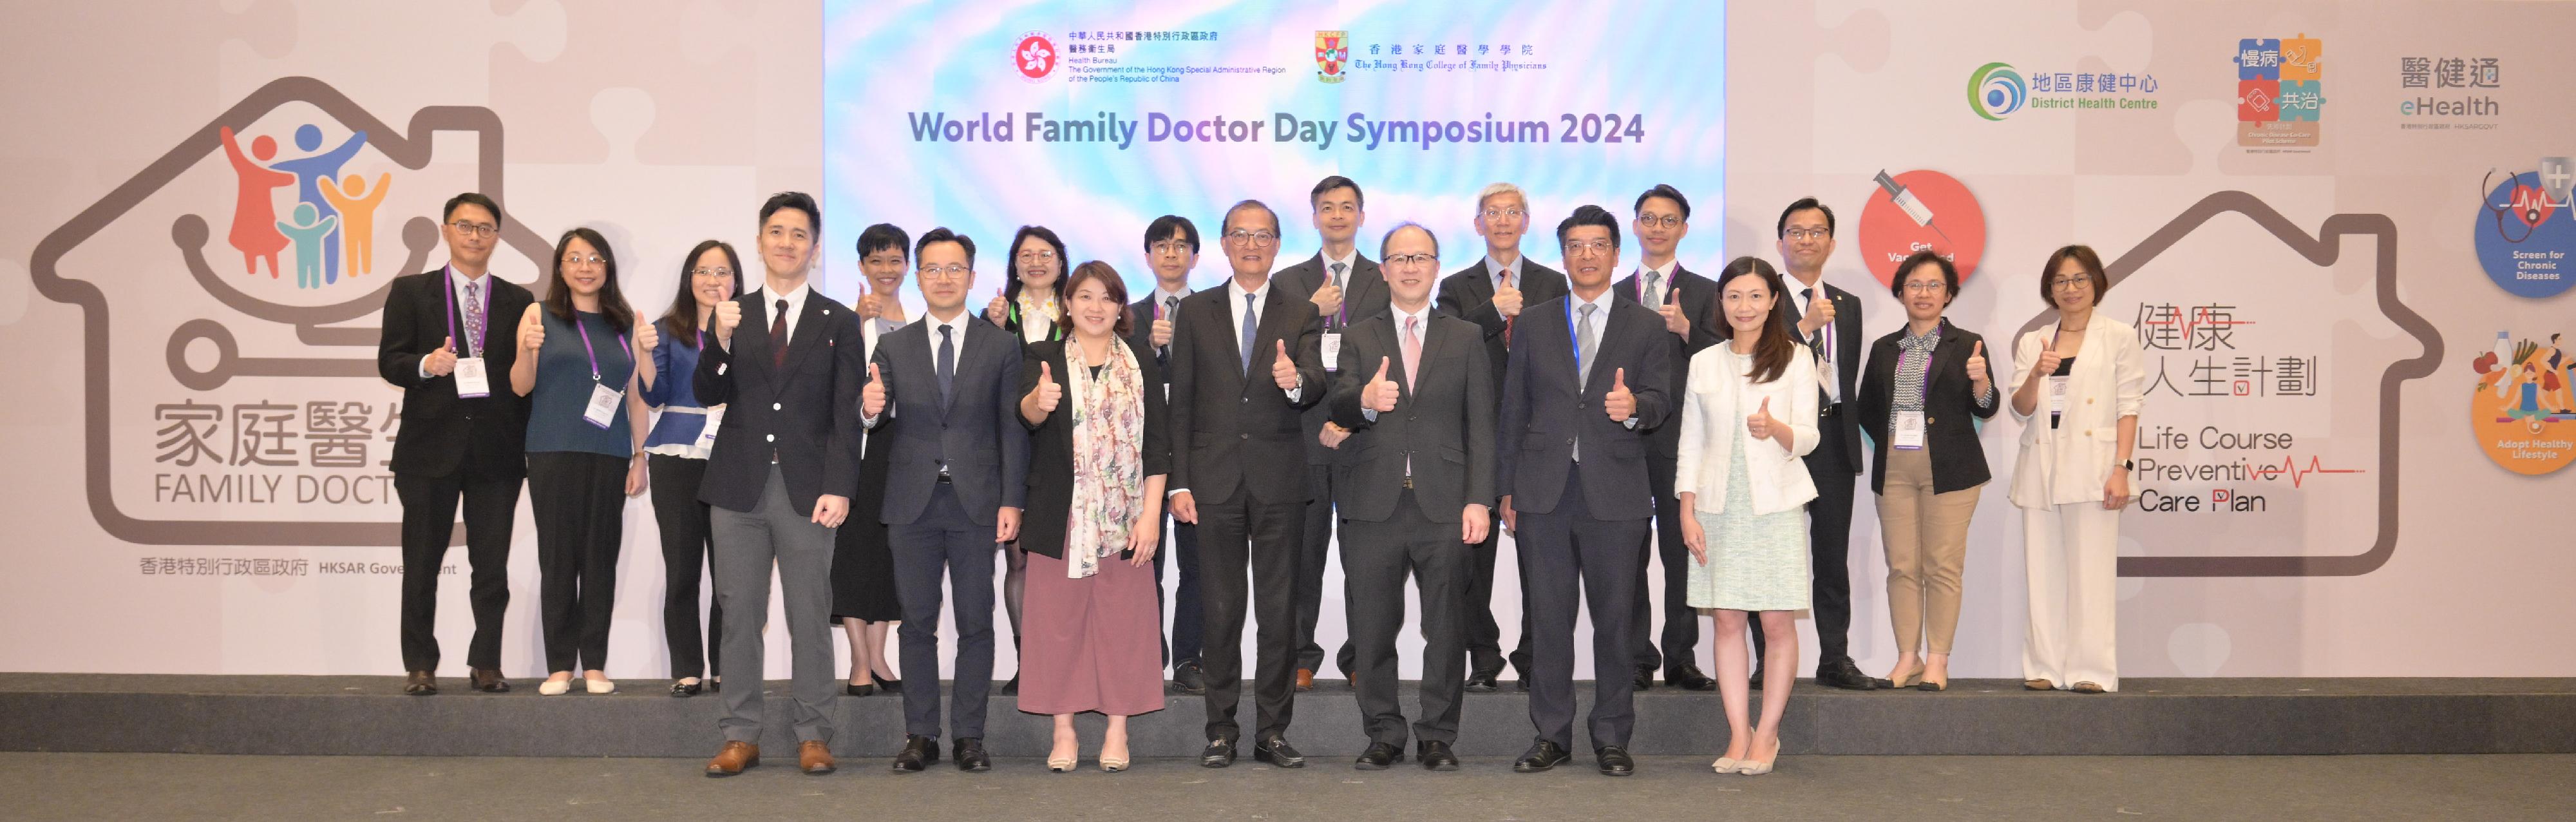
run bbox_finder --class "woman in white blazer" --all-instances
[2007,245,2146,694]
[1676,257,1819,776]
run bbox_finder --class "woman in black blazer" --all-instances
[1854,251,2000,693]
[1014,261,1171,772]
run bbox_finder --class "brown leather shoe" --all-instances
[1295,668,1315,692]
[799,740,837,774]
[404,671,437,696]
[469,668,511,693]
[705,741,759,777]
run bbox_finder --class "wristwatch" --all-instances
[2121,459,2135,471]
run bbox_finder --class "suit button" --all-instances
[1241,434,1250,440]
[773,403,782,410]
[766,434,776,443]
[1927,417,1936,425]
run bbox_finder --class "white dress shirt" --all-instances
[1784,271,1844,403]
[1633,259,1678,307]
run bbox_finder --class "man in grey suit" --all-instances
[1434,182,1569,691]
[862,227,1030,774]
[1327,223,1493,772]
[1269,175,1387,689]
[1497,205,1672,777]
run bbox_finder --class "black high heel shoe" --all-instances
[846,681,878,697]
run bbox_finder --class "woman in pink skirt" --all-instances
[1014,260,1170,772]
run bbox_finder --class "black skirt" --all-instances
[831,423,904,622]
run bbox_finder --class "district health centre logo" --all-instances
[1315,30,1349,83]
[1967,62,2027,120]
[2235,34,2324,149]
[1016,31,1057,82]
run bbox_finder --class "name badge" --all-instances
[584,383,623,429]
[2047,375,2070,414]
[1894,410,1926,450]
[694,405,725,452]
[1320,332,1342,372]
[453,357,490,398]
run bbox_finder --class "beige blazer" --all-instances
[1675,342,1821,516]
[2007,317,2146,509]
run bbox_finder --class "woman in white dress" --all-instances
[1676,256,1820,776]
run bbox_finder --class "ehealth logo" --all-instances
[1967,62,2026,120]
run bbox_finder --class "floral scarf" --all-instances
[1064,338,1146,578]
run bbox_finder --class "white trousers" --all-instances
[2021,504,2121,691]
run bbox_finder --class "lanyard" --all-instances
[442,265,490,354]
[573,314,630,383]
[1562,295,1582,376]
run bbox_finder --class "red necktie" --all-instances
[770,299,790,370]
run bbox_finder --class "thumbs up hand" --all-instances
[1747,396,1776,441]
[425,336,459,376]
[1271,339,1300,391]
[1492,280,1523,318]
[2032,345,2065,382]
[1604,367,1635,423]
[1797,291,1837,336]
[1966,339,1991,391]
[862,362,888,417]
[1150,316,1174,348]
[1030,361,1062,414]
[632,315,659,356]
[985,287,1010,326]
[1363,356,1400,412]
[1660,300,1689,337]
[855,279,880,321]
[1309,277,1344,316]
[517,306,545,353]
[712,299,742,345]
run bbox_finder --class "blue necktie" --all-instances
[937,325,955,409]
[1240,292,1259,376]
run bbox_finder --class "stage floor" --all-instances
[5,674,2572,758]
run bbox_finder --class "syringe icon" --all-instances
[1875,169,1954,246]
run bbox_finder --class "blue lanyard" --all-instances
[1563,296,1582,376]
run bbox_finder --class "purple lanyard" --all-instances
[441,266,489,355]
[573,314,630,383]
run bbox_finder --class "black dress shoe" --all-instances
[998,676,1019,696]
[1417,740,1459,771]
[1251,735,1305,768]
[1513,739,1571,772]
[1171,661,1208,696]
[469,668,509,693]
[1352,741,1402,770]
[1200,738,1236,768]
[891,735,938,772]
[1633,664,1656,691]
[846,682,876,697]
[1815,658,1881,691]
[1595,746,1636,776]
[670,680,704,697]
[708,678,721,693]
[1665,664,1718,691]
[1463,670,1501,693]
[404,671,437,696]
[952,737,991,772]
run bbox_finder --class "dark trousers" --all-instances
[1463,506,1515,676]
[1754,419,1860,667]
[1293,464,1340,673]
[394,469,520,672]
[1518,463,1647,750]
[1629,453,1698,673]
[526,452,627,673]
[1159,513,1206,667]
[1197,492,1303,741]
[1343,490,1468,746]
[648,454,721,680]
[891,483,999,740]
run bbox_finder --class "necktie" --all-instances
[1643,271,1663,310]
[1329,261,1348,328]
[770,299,790,370]
[1403,315,1422,477]
[462,280,482,358]
[1240,292,1259,376]
[1499,270,1514,349]
[1802,288,1823,349]
[1575,303,1598,390]
[1160,296,1179,354]
[936,324,956,409]
[1804,287,1834,406]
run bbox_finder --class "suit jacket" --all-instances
[1165,278,1326,506]
[1436,256,1570,396]
[1495,294,1672,520]
[1273,253,1387,466]
[1781,276,1865,472]
[1674,342,1823,517]
[1015,337,1170,559]
[1855,322,2002,495]
[1611,263,1721,461]
[692,289,866,515]
[377,269,536,479]
[1126,291,1185,376]
[1326,311,1494,522]
[867,316,1031,526]
[2007,317,2146,510]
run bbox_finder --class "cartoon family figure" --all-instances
[216,123,384,288]
[2474,331,2574,432]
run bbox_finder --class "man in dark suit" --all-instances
[866,227,1031,774]
[1165,199,1326,769]
[1756,196,1879,691]
[1128,214,1209,695]
[376,193,534,697]
[1497,205,1671,778]
[695,192,867,778]
[1433,182,1568,691]
[1613,185,1721,693]
[1327,222,1493,772]
[1267,175,1386,690]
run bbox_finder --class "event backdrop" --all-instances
[1,1,2569,683]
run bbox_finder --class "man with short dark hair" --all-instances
[1617,184,1721,693]
[1130,214,1209,695]
[1761,196,1878,692]
[1269,175,1386,690]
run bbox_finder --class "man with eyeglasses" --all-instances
[1325,222,1493,772]
[1497,205,1671,777]
[1164,199,1327,769]
[1127,214,1210,696]
[1435,182,1568,692]
[1613,184,1723,694]
[1760,196,1880,692]
[1269,175,1387,691]
[377,193,536,697]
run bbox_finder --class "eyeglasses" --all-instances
[1900,280,1947,293]
[1636,214,1683,229]
[1016,249,1059,263]
[690,267,734,278]
[1383,253,1438,267]
[1783,228,1831,241]
[448,220,497,238]
[1150,241,1194,255]
[1314,203,1358,215]
[2050,276,2093,291]
[560,254,606,267]
[1224,229,1278,247]
[1481,207,1526,220]
[918,263,971,280]
[1563,239,1615,256]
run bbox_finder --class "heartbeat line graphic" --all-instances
[2141,306,2257,341]
[2242,454,2367,488]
